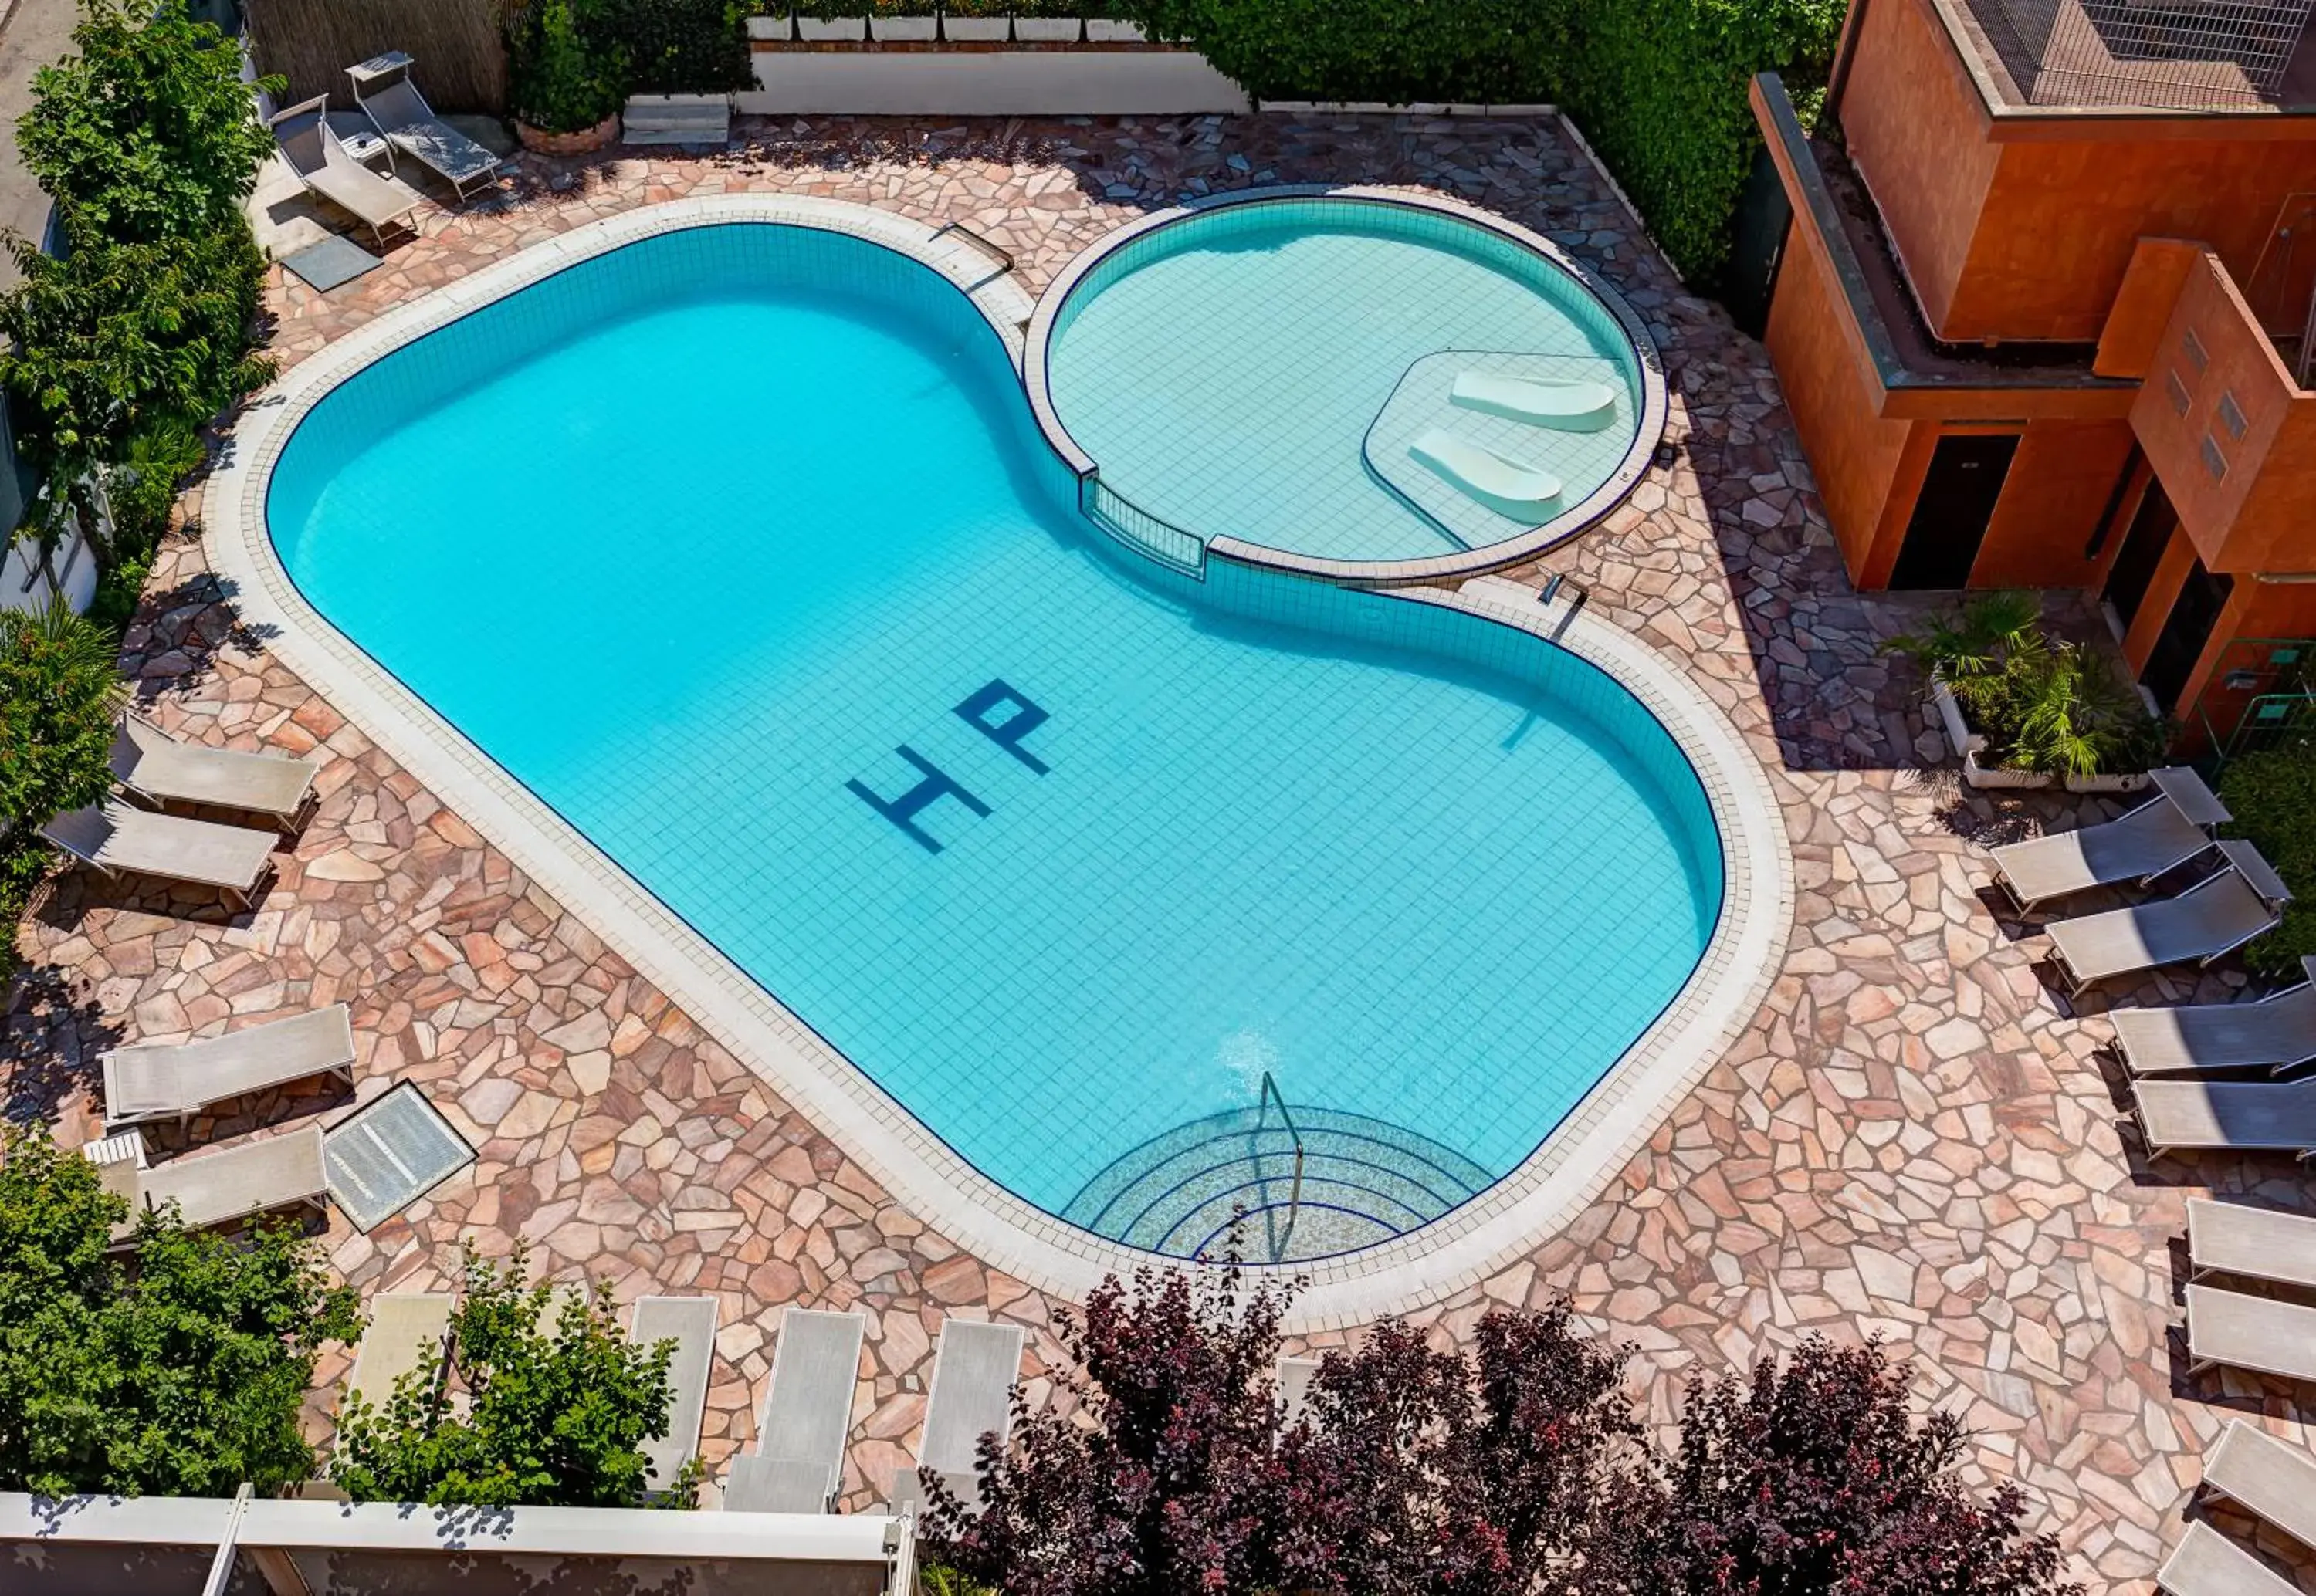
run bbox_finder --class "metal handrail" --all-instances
[1082,472,1207,577]
[1257,1071,1305,1261]
[929,219,1016,276]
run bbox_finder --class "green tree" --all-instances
[331,1246,699,1508]
[16,0,280,249]
[0,593,124,832]
[0,1121,361,1497]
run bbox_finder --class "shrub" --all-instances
[615,0,753,94]
[330,1245,698,1508]
[2220,737,2316,979]
[945,0,1009,16]
[507,0,628,133]
[0,1121,361,1497]
[0,593,126,834]
[872,0,937,16]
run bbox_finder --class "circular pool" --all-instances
[1034,190,1665,575]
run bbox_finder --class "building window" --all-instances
[2202,435,2228,479]
[2167,370,2192,415]
[2184,327,2209,372]
[2218,391,2248,440]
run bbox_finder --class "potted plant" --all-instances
[1084,0,1145,40]
[1012,0,1080,39]
[507,0,627,153]
[943,0,1011,39]
[869,0,938,38]
[747,3,792,39]
[796,0,866,39]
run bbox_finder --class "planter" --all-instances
[868,12,938,36]
[746,12,793,36]
[1962,749,2056,790]
[2064,769,2154,793]
[797,14,867,36]
[1085,16,1146,39]
[943,13,1010,37]
[1929,675,1985,759]
[1013,15,1079,37]
[516,112,619,154]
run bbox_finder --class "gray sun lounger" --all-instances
[889,1318,1026,1513]
[2133,1076,2316,1162]
[344,1291,455,1412]
[101,1004,355,1133]
[2047,840,2292,995]
[113,711,320,833]
[101,1124,330,1246]
[2199,1419,2316,1550]
[631,1296,719,1495]
[2187,1283,2316,1385]
[2159,1520,2302,1596]
[2189,1199,2316,1292]
[42,799,279,908]
[347,53,504,203]
[2115,956,2316,1077]
[269,94,423,249]
[723,1307,865,1513]
[1989,766,2228,910]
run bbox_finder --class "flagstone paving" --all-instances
[5,111,2311,1590]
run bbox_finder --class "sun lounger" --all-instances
[344,1292,455,1412]
[113,712,320,833]
[723,1307,865,1513]
[2114,956,2316,1077]
[631,1296,719,1495]
[100,1004,355,1134]
[2189,1199,2316,1292]
[2159,1520,2302,1596]
[1450,371,1618,431]
[269,94,422,249]
[1409,429,1563,518]
[1278,1354,1322,1428]
[103,1124,330,1246]
[2187,1283,2316,1385]
[2133,1077,2316,1161]
[889,1318,1026,1513]
[1989,766,2227,910]
[2047,840,2291,995]
[42,800,279,909]
[348,53,503,204]
[2199,1420,2316,1550]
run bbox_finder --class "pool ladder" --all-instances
[1539,572,1590,626]
[1257,1070,1305,1263]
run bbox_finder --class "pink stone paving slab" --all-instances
[5,112,2312,1591]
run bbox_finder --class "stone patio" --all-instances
[5,110,2311,1591]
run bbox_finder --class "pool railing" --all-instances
[1082,472,1207,577]
[1257,1070,1306,1262]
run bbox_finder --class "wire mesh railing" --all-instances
[1968,0,2314,109]
[1082,473,1207,578]
[2194,635,2316,762]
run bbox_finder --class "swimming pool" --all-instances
[1036,191,1663,572]
[234,199,1775,1288]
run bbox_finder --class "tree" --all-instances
[0,1121,360,1497]
[0,593,124,831]
[15,0,279,249]
[330,1246,699,1508]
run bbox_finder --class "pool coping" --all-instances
[205,194,1792,1330]
[1018,184,1673,587]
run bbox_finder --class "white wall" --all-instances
[740,49,1251,116]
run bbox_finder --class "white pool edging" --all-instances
[207,196,1790,1329]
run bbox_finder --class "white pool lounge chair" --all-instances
[42,800,279,909]
[268,94,422,249]
[723,1307,865,1513]
[1450,371,1619,431]
[631,1296,719,1496]
[2186,1283,2316,1385]
[2159,1520,2302,1596]
[889,1318,1026,1513]
[1410,429,1563,519]
[2199,1420,2316,1550]
[344,1291,455,1412]
[347,53,504,204]
[2189,1199,2316,1292]
[102,1124,330,1246]
[2132,1077,2316,1161]
[113,711,320,834]
[100,1004,355,1133]
[2046,840,2291,995]
[1989,766,2228,910]
[2114,956,2316,1077]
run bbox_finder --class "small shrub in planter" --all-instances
[745,2,791,37]
[1011,0,1078,40]
[868,0,936,36]
[943,0,1009,40]
[1083,0,1143,41]
[796,0,866,37]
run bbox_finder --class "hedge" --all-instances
[1122,0,1844,283]
[614,0,751,94]
[2220,739,2316,980]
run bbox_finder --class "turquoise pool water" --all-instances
[1045,198,1648,564]
[267,222,1719,1256]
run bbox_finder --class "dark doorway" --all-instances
[1888,433,2020,590]
[2102,478,2178,630]
[2140,556,2234,715]
[1721,144,1793,339]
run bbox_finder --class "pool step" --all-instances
[1062,1105,1491,1263]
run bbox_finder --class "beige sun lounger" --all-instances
[631,1296,719,1495]
[2187,1283,2316,1385]
[2047,840,2291,995]
[269,94,422,249]
[103,1124,330,1246]
[42,800,279,908]
[2115,956,2316,1077]
[2189,1199,2316,1292]
[723,1307,865,1513]
[348,53,504,203]
[113,712,320,833]
[2133,1076,2316,1161]
[345,1292,455,1412]
[2159,1520,2302,1596]
[100,1004,355,1133]
[889,1318,1026,1513]
[2199,1420,2316,1550]
[1989,766,2227,910]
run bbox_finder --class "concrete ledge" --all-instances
[740,48,1249,114]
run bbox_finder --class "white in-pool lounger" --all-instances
[1450,372,1619,431]
[1410,429,1563,519]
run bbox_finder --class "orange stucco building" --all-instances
[1748,0,2316,746]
